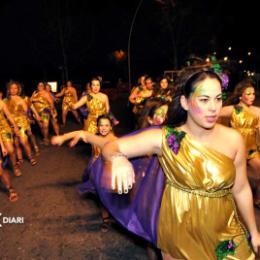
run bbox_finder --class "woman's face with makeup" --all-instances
[184,77,223,129]
[240,87,255,106]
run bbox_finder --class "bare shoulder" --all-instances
[217,124,243,144]
[251,105,260,114]
[100,92,108,98]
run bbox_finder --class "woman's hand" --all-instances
[51,136,64,146]
[251,231,260,254]
[69,131,88,147]
[106,155,135,194]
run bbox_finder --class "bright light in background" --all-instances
[213,52,217,55]
[228,46,232,51]
[248,51,252,56]
[224,56,228,62]
[205,57,210,62]
[238,60,243,64]
[47,82,58,92]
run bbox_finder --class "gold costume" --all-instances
[5,99,31,138]
[157,127,254,259]
[62,89,76,113]
[84,96,106,134]
[31,91,51,123]
[231,105,260,160]
[0,110,13,142]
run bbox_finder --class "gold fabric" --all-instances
[157,127,254,259]
[31,91,50,113]
[62,89,76,113]
[31,91,50,123]
[231,106,259,160]
[0,110,13,142]
[5,99,31,138]
[83,97,106,133]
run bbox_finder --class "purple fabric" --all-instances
[77,127,165,245]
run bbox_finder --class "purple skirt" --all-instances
[78,153,165,245]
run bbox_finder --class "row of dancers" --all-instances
[52,66,260,259]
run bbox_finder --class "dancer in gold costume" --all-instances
[55,80,81,126]
[0,98,22,176]
[45,83,60,135]
[220,79,260,208]
[102,70,259,259]
[0,134,18,201]
[71,77,109,134]
[129,75,154,116]
[5,81,37,165]
[31,82,57,145]
[21,94,40,156]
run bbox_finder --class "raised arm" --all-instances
[55,88,65,98]
[51,130,117,148]
[71,95,87,110]
[102,128,162,194]
[232,131,260,252]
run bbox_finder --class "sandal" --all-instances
[100,217,111,233]
[14,166,22,177]
[8,188,18,202]
[17,158,24,165]
[29,157,37,166]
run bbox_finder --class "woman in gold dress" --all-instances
[45,83,60,135]
[129,76,154,127]
[0,133,18,201]
[71,77,109,133]
[31,82,57,145]
[102,70,259,259]
[5,81,37,165]
[55,80,81,126]
[220,80,260,208]
[21,94,40,156]
[0,98,22,176]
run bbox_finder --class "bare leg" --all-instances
[100,205,111,232]
[62,109,68,126]
[71,109,81,124]
[27,130,40,156]
[14,137,23,164]
[51,119,60,136]
[18,135,37,165]
[4,141,21,177]
[42,121,50,145]
[147,244,161,260]
[0,167,18,202]
[161,252,183,260]
[248,157,260,207]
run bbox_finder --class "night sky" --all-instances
[0,0,259,93]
